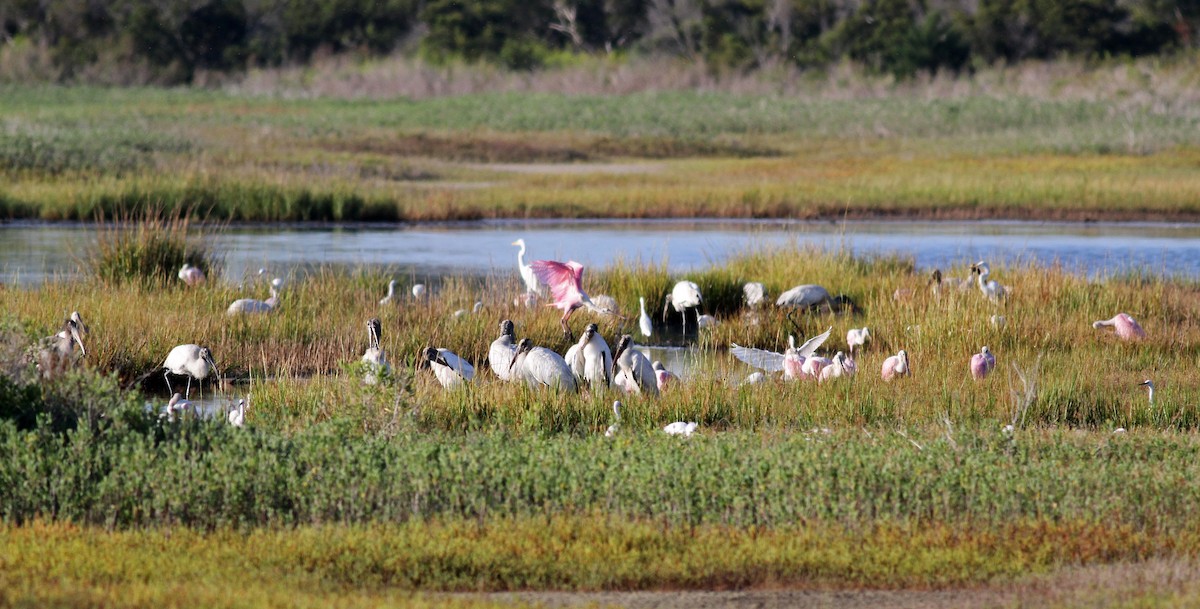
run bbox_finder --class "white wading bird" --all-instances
[412,283,427,299]
[652,360,678,392]
[422,347,472,388]
[611,334,658,396]
[818,351,854,382]
[605,400,621,437]
[638,297,653,338]
[881,349,910,381]
[361,318,390,385]
[970,261,1007,302]
[1139,379,1155,405]
[380,279,398,305]
[489,319,519,382]
[162,344,218,399]
[509,338,577,391]
[32,314,88,379]
[227,278,283,315]
[161,393,195,422]
[178,264,205,286]
[743,282,766,308]
[729,326,833,381]
[846,327,870,355]
[565,323,612,389]
[662,281,703,334]
[228,398,247,427]
[512,239,540,295]
[663,421,698,436]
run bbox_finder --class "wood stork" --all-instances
[638,297,653,338]
[605,400,621,437]
[881,350,910,381]
[227,278,283,315]
[489,319,519,381]
[512,239,540,295]
[509,338,577,391]
[652,360,678,392]
[846,327,870,355]
[530,259,609,340]
[663,421,698,436]
[1093,313,1146,340]
[380,279,398,305]
[970,346,996,380]
[178,264,205,286]
[662,281,702,334]
[611,335,658,396]
[776,284,858,313]
[730,326,832,381]
[743,282,766,308]
[228,398,246,427]
[361,318,390,385]
[33,315,87,379]
[422,347,472,389]
[1139,379,1155,405]
[565,323,611,389]
[970,262,1008,302]
[818,351,853,382]
[162,344,218,399]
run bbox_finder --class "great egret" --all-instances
[743,282,766,308]
[509,338,577,391]
[361,318,390,385]
[611,335,658,396]
[1139,379,1155,405]
[638,297,653,338]
[970,262,1007,302]
[565,323,611,389]
[178,264,205,286]
[489,319,519,381]
[970,346,996,380]
[663,421,698,436]
[512,239,540,295]
[422,347,472,388]
[652,360,678,392]
[227,278,283,315]
[730,326,832,381]
[33,315,87,379]
[162,344,218,399]
[662,281,702,333]
[530,259,610,340]
[1093,313,1146,340]
[228,398,247,427]
[846,327,870,355]
[605,400,621,437]
[380,280,398,305]
[881,350,910,381]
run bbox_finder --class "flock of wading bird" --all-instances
[30,240,1153,434]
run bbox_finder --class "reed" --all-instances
[89,212,218,286]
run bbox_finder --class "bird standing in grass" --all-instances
[509,338,577,391]
[228,398,247,427]
[33,315,87,379]
[565,323,611,390]
[638,297,653,338]
[361,318,390,384]
[162,344,218,399]
[178,264,205,286]
[530,259,608,340]
[652,360,678,392]
[423,347,472,388]
[663,421,698,436]
[612,334,658,396]
[970,346,996,380]
[228,278,283,315]
[1093,313,1146,340]
[662,281,703,334]
[970,262,1007,302]
[489,319,519,382]
[380,279,398,305]
[846,327,870,355]
[881,350,910,381]
[512,239,540,295]
[605,400,621,437]
[730,327,832,381]
[1139,379,1155,405]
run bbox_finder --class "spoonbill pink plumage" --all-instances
[1093,313,1146,340]
[970,346,996,380]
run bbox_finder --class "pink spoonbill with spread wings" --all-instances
[531,259,609,340]
[1092,313,1146,340]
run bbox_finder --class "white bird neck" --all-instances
[1147,386,1155,404]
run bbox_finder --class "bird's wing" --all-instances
[531,260,582,305]
[729,344,786,372]
[795,326,833,358]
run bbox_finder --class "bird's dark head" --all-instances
[930,269,943,284]
[366,318,382,346]
[499,319,515,338]
[581,324,598,343]
[832,294,860,314]
[613,334,633,359]
[515,338,533,355]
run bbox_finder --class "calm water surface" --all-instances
[3,219,1199,285]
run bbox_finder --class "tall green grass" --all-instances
[90,213,217,286]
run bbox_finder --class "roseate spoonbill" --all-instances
[162,344,218,399]
[605,400,621,437]
[227,278,283,315]
[730,326,832,381]
[380,280,398,305]
[818,351,853,382]
[970,346,996,380]
[33,315,87,379]
[743,282,766,307]
[881,350,910,381]
[530,259,608,340]
[846,327,870,355]
[178,264,205,286]
[612,334,658,396]
[509,338,577,391]
[228,398,246,427]
[512,239,540,295]
[638,297,653,338]
[652,360,678,392]
[423,347,472,389]
[412,284,427,299]
[930,269,971,295]
[663,421,698,436]
[361,318,390,385]
[1139,379,1155,405]
[565,323,612,389]
[161,393,194,422]
[970,262,1007,302]
[1093,313,1146,340]
[662,281,703,333]
[489,320,519,381]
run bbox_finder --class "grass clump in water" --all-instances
[90,212,217,286]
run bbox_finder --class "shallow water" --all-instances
[3,219,1199,285]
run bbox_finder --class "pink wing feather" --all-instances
[531,260,584,309]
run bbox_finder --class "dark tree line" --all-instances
[1,0,1195,82]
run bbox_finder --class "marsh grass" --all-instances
[89,212,219,286]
